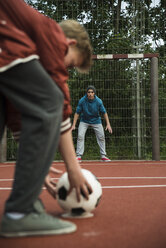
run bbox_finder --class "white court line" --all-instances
[0,187,12,190]
[0,179,13,181]
[1,177,166,190]
[103,185,166,189]
[0,187,47,190]
[50,176,166,180]
[98,177,166,179]
[1,176,166,182]
[1,185,166,190]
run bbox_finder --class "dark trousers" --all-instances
[0,60,64,213]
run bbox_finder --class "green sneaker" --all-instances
[0,200,77,237]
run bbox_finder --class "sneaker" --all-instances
[0,200,77,238]
[76,157,82,162]
[101,156,111,162]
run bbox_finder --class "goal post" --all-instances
[151,57,160,161]
[0,128,7,163]
[1,53,160,161]
[92,53,160,161]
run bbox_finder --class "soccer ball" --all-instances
[56,169,102,217]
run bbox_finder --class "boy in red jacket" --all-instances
[0,0,92,237]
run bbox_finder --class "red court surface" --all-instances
[0,160,166,248]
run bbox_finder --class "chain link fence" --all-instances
[1,0,165,161]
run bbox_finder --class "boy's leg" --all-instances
[93,124,106,157]
[0,60,63,213]
[76,122,88,157]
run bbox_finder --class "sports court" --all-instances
[0,0,165,247]
[1,160,166,248]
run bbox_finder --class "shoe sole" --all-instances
[0,225,77,238]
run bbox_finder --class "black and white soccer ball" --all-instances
[56,169,102,217]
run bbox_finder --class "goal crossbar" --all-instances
[92,53,159,60]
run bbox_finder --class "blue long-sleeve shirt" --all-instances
[76,95,106,124]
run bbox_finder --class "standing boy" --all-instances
[72,85,112,162]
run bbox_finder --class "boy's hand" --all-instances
[105,124,112,134]
[67,167,93,202]
[71,125,76,130]
[44,167,63,198]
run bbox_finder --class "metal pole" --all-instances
[136,59,141,159]
[0,93,7,162]
[151,57,160,160]
[0,127,7,162]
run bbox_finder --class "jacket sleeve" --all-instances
[99,100,106,114]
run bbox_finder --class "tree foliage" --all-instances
[26,0,165,55]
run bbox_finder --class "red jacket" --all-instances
[0,0,72,134]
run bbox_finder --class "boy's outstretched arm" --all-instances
[71,113,79,130]
[103,113,112,133]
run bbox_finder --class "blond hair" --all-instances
[59,19,93,73]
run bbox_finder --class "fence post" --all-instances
[0,127,7,162]
[151,57,160,161]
